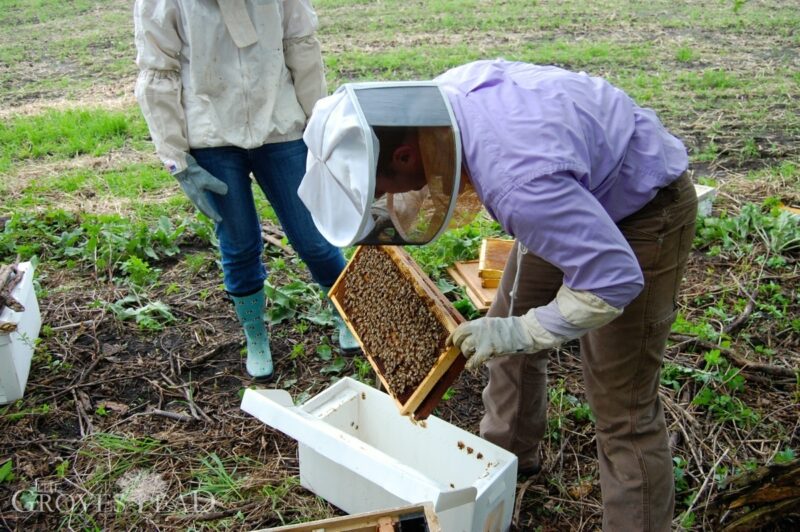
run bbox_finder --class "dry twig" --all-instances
[148,409,195,423]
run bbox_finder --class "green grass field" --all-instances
[1,0,798,530]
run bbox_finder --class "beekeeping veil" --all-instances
[299,82,462,246]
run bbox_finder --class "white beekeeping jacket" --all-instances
[134,0,326,173]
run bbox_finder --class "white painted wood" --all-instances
[0,262,41,404]
[241,377,517,532]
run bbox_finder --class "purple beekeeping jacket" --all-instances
[436,60,688,332]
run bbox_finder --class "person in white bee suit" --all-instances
[133,0,359,381]
[299,60,698,530]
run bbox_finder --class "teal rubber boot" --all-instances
[231,289,273,380]
[321,285,361,354]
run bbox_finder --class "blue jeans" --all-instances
[191,140,345,296]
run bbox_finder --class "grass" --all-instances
[1,1,796,182]
[316,1,800,174]
[9,163,172,203]
[0,209,216,283]
[746,161,799,185]
[80,433,166,491]
[191,453,247,503]
[0,108,149,172]
[327,39,655,82]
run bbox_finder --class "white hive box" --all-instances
[0,262,41,404]
[241,377,517,532]
[694,184,718,216]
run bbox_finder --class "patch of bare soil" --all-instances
[5,147,151,190]
[0,80,136,119]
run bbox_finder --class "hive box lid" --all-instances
[448,260,496,312]
[241,379,478,512]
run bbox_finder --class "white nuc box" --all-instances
[1,262,41,404]
[241,377,518,532]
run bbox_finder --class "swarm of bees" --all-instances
[342,247,448,397]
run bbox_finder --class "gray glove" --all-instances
[447,311,565,370]
[174,155,228,222]
[447,285,623,370]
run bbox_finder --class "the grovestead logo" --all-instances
[11,470,219,515]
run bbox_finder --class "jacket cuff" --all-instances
[135,69,190,172]
[535,284,624,339]
[518,309,567,351]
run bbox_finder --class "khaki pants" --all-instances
[481,173,697,531]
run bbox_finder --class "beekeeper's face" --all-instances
[375,142,426,198]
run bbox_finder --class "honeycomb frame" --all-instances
[329,246,465,420]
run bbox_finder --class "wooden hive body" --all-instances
[329,246,465,420]
[477,238,514,288]
[447,260,495,312]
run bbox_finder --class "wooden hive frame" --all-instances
[478,238,514,288]
[328,246,465,420]
[447,260,494,312]
[262,502,441,531]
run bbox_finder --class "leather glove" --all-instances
[174,155,228,222]
[447,310,566,371]
[448,285,624,370]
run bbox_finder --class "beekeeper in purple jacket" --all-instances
[299,59,697,531]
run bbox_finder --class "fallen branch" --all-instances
[711,459,800,531]
[0,263,22,293]
[725,350,797,379]
[161,372,213,423]
[166,501,259,523]
[261,231,293,255]
[186,340,239,367]
[513,476,539,529]
[49,354,106,401]
[148,409,195,423]
[670,334,796,378]
[670,334,730,353]
[722,298,755,335]
[72,389,94,438]
[262,222,286,239]
[49,320,96,332]
[723,271,760,336]
[680,448,730,527]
